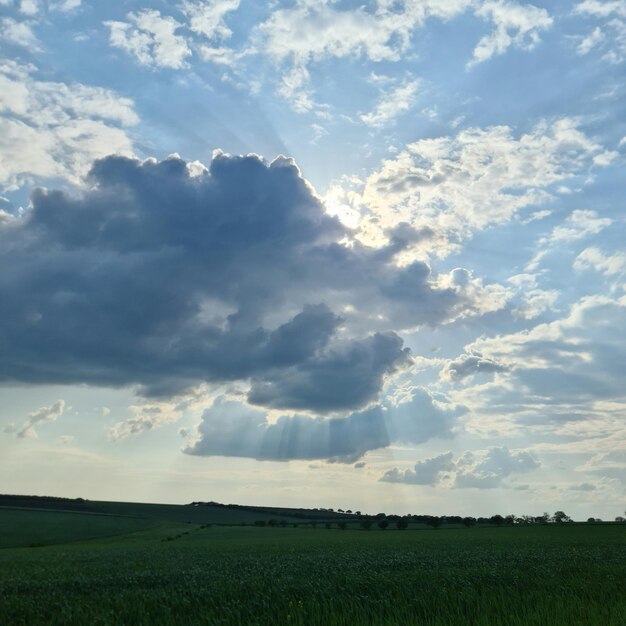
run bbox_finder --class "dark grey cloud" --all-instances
[185,387,462,462]
[0,151,484,412]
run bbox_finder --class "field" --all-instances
[1,501,625,625]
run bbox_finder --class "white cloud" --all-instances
[255,0,548,110]
[19,0,39,16]
[0,61,138,190]
[180,0,240,40]
[50,0,82,11]
[574,246,626,276]
[577,26,605,55]
[0,17,40,50]
[575,1,626,63]
[360,79,420,128]
[109,401,183,440]
[354,119,611,251]
[545,209,612,243]
[105,10,191,70]
[16,400,65,439]
[470,1,553,66]
[575,1,626,19]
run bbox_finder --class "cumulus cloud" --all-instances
[0,151,496,412]
[454,446,539,488]
[441,353,507,382]
[0,61,138,190]
[381,446,539,487]
[185,387,463,462]
[381,451,455,485]
[574,246,626,277]
[354,119,612,251]
[105,10,191,70]
[0,17,40,49]
[15,400,65,439]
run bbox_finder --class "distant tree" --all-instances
[355,511,361,516]
[325,522,332,529]
[346,510,352,514]
[360,519,372,530]
[427,516,442,530]
[254,520,266,527]
[338,521,347,530]
[396,519,408,530]
[279,520,287,528]
[377,520,389,530]
[551,510,571,523]
[505,514,516,526]
[587,517,596,523]
[268,519,277,527]
[614,516,625,522]
[462,517,476,528]
[489,515,505,527]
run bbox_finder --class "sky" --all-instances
[0,0,624,520]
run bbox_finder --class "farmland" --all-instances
[1,500,625,625]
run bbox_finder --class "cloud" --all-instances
[15,400,65,439]
[577,26,605,55]
[180,0,240,40]
[354,119,612,251]
[450,295,626,441]
[381,446,539,488]
[254,0,548,110]
[0,151,494,411]
[575,1,626,63]
[105,10,191,70]
[441,354,507,381]
[185,387,463,461]
[574,246,626,277]
[454,446,539,488]
[360,79,420,128]
[0,17,40,50]
[0,61,138,190]
[470,1,553,66]
[545,209,612,243]
[50,0,82,11]
[109,401,183,439]
[381,451,455,485]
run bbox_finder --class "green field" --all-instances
[1,503,625,625]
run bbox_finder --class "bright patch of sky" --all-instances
[0,0,624,519]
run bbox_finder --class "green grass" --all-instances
[0,508,162,548]
[1,511,625,625]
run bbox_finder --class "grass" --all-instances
[1,504,625,625]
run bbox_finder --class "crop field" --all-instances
[1,503,625,626]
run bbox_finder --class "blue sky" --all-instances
[0,0,624,519]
